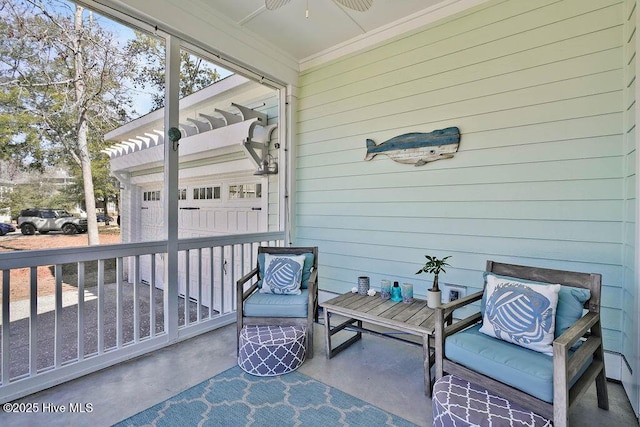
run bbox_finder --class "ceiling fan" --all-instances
[265,0,374,12]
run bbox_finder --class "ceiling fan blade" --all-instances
[333,0,373,12]
[265,0,292,10]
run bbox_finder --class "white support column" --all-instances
[284,84,297,246]
[113,171,133,279]
[164,35,181,342]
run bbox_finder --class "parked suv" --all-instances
[18,208,88,235]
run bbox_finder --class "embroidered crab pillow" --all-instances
[260,254,306,295]
[479,275,561,355]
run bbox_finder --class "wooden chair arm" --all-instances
[307,268,318,320]
[435,289,484,326]
[308,268,318,290]
[435,290,484,379]
[553,312,599,351]
[444,312,483,336]
[440,289,484,312]
[237,266,259,301]
[552,311,603,413]
[309,268,318,291]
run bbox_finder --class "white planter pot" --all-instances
[427,289,441,308]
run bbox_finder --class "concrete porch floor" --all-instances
[0,321,637,427]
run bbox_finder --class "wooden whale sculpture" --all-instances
[364,127,460,166]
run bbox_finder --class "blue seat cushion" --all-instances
[446,324,590,403]
[243,289,309,318]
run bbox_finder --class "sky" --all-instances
[84,1,235,120]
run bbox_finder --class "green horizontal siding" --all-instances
[295,0,626,355]
[300,0,619,95]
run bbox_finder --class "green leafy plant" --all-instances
[416,255,451,292]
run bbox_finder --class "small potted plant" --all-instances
[416,255,451,308]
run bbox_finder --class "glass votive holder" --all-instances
[358,276,370,295]
[401,282,414,304]
[380,280,391,300]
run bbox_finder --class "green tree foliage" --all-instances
[3,182,62,219]
[127,32,222,111]
[0,0,134,243]
[0,88,44,168]
[65,152,117,212]
[1,0,225,242]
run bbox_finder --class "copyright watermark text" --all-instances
[3,402,93,413]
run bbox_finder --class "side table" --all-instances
[321,292,436,396]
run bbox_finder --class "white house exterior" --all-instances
[105,74,280,310]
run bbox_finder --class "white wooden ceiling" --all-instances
[189,0,472,65]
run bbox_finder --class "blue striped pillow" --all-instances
[481,272,591,338]
[479,274,560,355]
[259,254,305,295]
[258,252,314,289]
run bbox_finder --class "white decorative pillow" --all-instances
[259,254,306,295]
[479,275,561,355]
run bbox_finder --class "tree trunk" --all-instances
[78,120,98,244]
[74,5,99,245]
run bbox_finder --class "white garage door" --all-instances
[139,180,266,313]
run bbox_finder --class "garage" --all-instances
[104,74,280,311]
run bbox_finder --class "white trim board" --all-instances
[299,0,492,71]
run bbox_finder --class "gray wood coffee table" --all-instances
[321,292,436,397]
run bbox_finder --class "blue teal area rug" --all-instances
[115,366,418,426]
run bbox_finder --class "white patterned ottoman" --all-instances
[238,325,306,376]
[432,375,551,427]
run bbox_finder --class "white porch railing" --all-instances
[0,231,284,403]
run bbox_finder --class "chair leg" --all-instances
[595,367,609,410]
[237,317,243,357]
[307,323,314,359]
[434,314,444,379]
[593,323,609,410]
[553,404,568,427]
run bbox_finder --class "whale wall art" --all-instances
[364,127,460,166]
